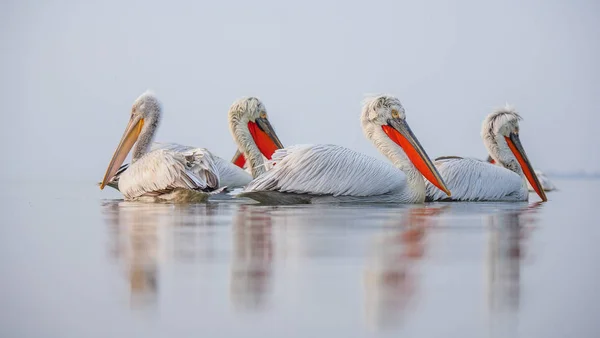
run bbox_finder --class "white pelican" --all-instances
[238,95,451,204]
[425,106,547,202]
[486,155,556,192]
[100,93,284,202]
[228,97,283,178]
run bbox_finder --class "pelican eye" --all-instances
[391,109,400,118]
[260,111,267,119]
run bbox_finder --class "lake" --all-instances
[1,179,599,338]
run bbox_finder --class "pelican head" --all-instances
[100,91,162,189]
[131,91,162,119]
[228,97,284,176]
[482,105,547,202]
[361,95,450,196]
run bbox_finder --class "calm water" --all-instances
[1,180,599,338]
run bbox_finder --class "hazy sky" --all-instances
[1,0,599,182]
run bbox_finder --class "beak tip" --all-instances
[536,190,548,203]
[535,187,548,202]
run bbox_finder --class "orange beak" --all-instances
[100,115,144,189]
[505,133,547,202]
[231,150,246,168]
[247,117,284,160]
[382,118,451,197]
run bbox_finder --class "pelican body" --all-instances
[425,107,547,202]
[238,95,450,204]
[104,97,283,193]
[100,93,283,202]
[486,156,556,192]
[105,143,251,192]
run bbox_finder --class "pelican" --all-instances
[99,93,283,202]
[238,95,451,204]
[486,156,556,192]
[228,97,283,178]
[103,96,283,192]
[425,106,547,202]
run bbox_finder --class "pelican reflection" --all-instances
[487,202,542,311]
[364,205,448,330]
[102,201,228,308]
[230,205,275,311]
[102,201,164,307]
[486,202,543,337]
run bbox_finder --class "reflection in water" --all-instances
[170,204,224,263]
[364,206,448,330]
[103,201,163,308]
[101,201,227,309]
[230,206,274,311]
[486,202,543,336]
[99,198,545,331]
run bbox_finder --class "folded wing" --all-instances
[426,157,525,201]
[119,149,220,199]
[244,144,407,197]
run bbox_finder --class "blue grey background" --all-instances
[2,0,598,181]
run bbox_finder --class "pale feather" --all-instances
[530,170,556,191]
[239,95,432,204]
[486,155,555,192]
[105,142,252,191]
[425,157,527,202]
[242,144,409,202]
[118,149,220,200]
[152,142,252,188]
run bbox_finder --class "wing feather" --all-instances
[426,157,526,201]
[244,144,406,197]
[153,142,251,188]
[119,149,220,199]
[211,156,252,188]
[150,142,193,152]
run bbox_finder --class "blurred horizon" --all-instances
[1,0,599,182]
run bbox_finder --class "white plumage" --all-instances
[245,144,411,202]
[426,106,547,202]
[425,157,526,202]
[485,155,556,192]
[119,148,219,202]
[228,97,284,178]
[239,95,450,204]
[99,92,220,202]
[150,142,252,189]
[101,94,283,202]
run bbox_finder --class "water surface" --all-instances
[1,180,599,337]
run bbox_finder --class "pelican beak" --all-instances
[505,133,547,202]
[382,118,451,196]
[100,115,144,189]
[248,117,284,159]
[231,149,246,168]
